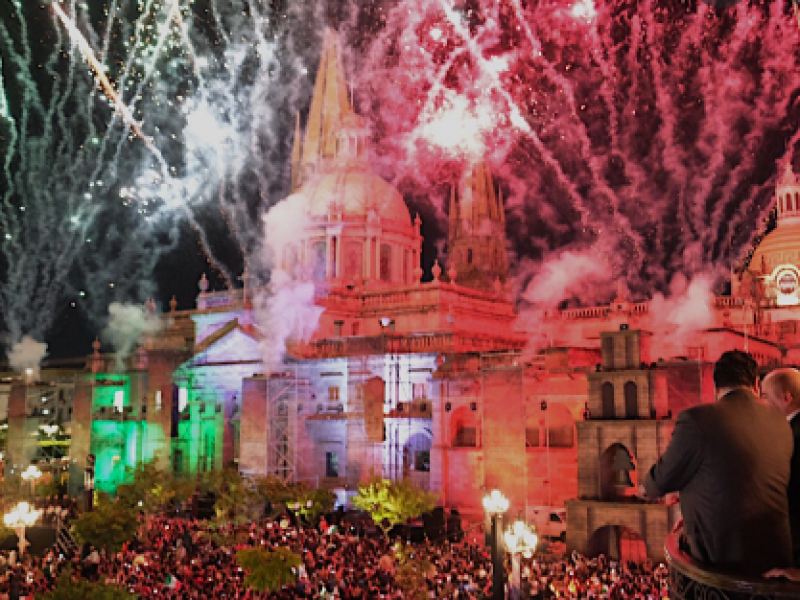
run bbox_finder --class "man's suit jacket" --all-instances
[643,389,793,574]
[789,413,800,566]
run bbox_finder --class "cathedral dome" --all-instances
[300,160,411,225]
[750,222,800,274]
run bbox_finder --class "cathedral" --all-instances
[4,30,800,563]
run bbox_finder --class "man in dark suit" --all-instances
[641,350,792,574]
[761,368,800,566]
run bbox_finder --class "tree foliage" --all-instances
[72,495,139,552]
[237,546,301,593]
[352,477,438,538]
[292,488,336,525]
[41,571,137,600]
[204,468,252,523]
[117,461,194,515]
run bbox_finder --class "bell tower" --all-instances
[447,162,509,292]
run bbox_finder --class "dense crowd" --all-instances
[0,512,669,599]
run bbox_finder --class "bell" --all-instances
[615,468,633,488]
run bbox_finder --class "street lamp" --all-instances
[483,489,510,600]
[21,465,42,498]
[504,520,539,600]
[4,501,42,557]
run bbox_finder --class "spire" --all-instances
[474,163,489,222]
[291,111,302,191]
[302,29,352,174]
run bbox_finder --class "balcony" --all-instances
[666,525,800,599]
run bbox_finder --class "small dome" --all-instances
[750,221,800,274]
[299,161,411,224]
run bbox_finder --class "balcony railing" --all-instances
[666,524,800,599]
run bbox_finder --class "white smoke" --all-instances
[103,302,163,370]
[515,249,613,353]
[254,195,323,372]
[8,336,48,378]
[648,273,715,343]
[522,249,613,306]
[254,271,324,372]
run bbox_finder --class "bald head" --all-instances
[762,368,800,417]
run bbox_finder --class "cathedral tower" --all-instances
[290,29,351,191]
[447,162,509,292]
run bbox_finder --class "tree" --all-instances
[251,474,307,514]
[204,468,252,523]
[115,460,195,544]
[237,546,301,593]
[351,477,438,539]
[72,495,139,553]
[42,571,137,599]
[292,488,336,525]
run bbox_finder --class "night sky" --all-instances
[0,0,798,361]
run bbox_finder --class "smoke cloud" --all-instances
[103,302,163,371]
[8,336,48,377]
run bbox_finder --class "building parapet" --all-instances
[666,524,800,599]
[290,332,526,359]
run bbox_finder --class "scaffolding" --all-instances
[265,362,311,484]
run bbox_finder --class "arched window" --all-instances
[467,248,473,265]
[600,443,638,501]
[380,244,392,282]
[312,241,326,281]
[602,382,615,418]
[404,433,432,472]
[624,382,638,419]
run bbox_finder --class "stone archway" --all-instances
[586,525,648,563]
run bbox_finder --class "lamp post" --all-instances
[483,489,509,600]
[4,501,42,557]
[21,465,42,499]
[504,520,539,600]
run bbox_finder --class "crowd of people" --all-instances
[0,512,670,599]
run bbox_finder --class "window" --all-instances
[326,452,339,478]
[525,427,540,448]
[380,244,392,282]
[412,383,427,400]
[178,387,189,413]
[601,382,615,418]
[453,427,477,447]
[328,387,340,401]
[467,248,473,265]
[155,390,162,412]
[312,241,326,281]
[414,451,430,472]
[333,320,343,337]
[624,382,638,419]
[352,322,360,336]
[548,425,574,448]
[113,390,124,413]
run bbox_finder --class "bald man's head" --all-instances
[762,368,800,417]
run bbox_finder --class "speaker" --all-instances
[620,324,629,330]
